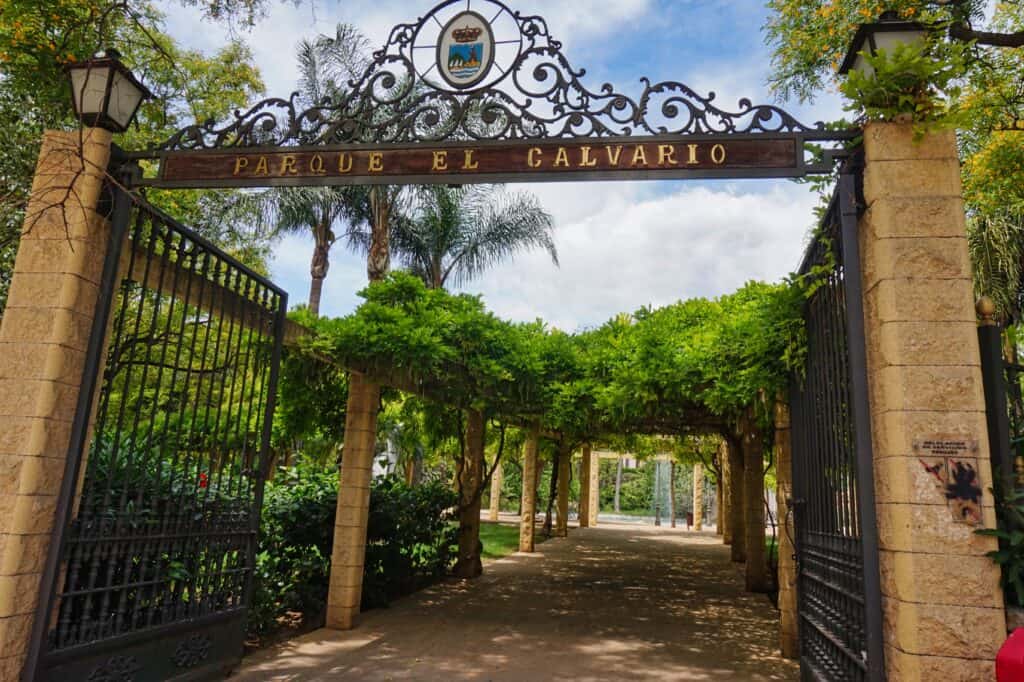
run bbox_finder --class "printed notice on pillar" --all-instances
[913,436,983,526]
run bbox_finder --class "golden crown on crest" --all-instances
[452,26,483,43]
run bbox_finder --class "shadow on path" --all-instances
[233,523,799,681]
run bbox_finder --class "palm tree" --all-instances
[391,185,558,290]
[236,24,372,315]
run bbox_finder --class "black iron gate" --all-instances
[790,166,885,681]
[23,183,287,681]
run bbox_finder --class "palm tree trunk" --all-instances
[456,408,485,579]
[309,222,331,316]
[367,188,391,282]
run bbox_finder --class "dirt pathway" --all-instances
[233,523,799,681]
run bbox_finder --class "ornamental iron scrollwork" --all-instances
[87,655,141,682]
[172,633,213,668]
[154,0,826,151]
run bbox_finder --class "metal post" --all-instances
[837,166,885,682]
[977,299,1014,492]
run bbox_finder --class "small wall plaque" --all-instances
[914,436,983,526]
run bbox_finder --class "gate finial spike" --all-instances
[976,296,998,326]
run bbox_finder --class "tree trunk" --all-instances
[367,188,391,282]
[556,443,571,537]
[669,461,677,528]
[308,222,331,316]
[613,457,623,513]
[728,435,746,562]
[742,409,769,593]
[543,452,558,537]
[456,409,486,579]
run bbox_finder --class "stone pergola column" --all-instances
[720,439,731,544]
[0,129,113,678]
[518,424,540,552]
[692,463,704,531]
[774,399,797,659]
[578,447,591,528]
[488,458,502,522]
[326,372,380,630]
[587,447,600,527]
[860,123,1005,677]
[555,444,570,537]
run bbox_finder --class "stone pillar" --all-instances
[860,123,1005,678]
[742,409,769,593]
[587,446,599,527]
[727,437,746,562]
[555,444,570,537]
[326,372,380,630]
[0,129,113,679]
[518,425,539,552]
[488,458,502,522]
[774,399,798,659]
[578,448,590,528]
[720,439,732,544]
[456,409,485,578]
[692,463,704,531]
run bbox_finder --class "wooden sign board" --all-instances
[144,136,803,189]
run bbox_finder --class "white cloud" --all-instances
[452,180,819,331]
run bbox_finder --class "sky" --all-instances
[161,0,848,332]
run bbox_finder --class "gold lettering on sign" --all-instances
[687,144,699,165]
[338,152,354,174]
[254,156,269,176]
[711,144,727,165]
[368,152,384,173]
[280,155,299,175]
[606,145,624,165]
[579,146,598,168]
[528,147,543,168]
[463,150,479,170]
[233,157,249,175]
[658,145,678,166]
[631,145,648,167]
[554,147,570,167]
[432,151,449,172]
[310,154,326,175]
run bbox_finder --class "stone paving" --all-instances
[233,522,799,681]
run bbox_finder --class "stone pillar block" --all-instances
[488,459,502,522]
[692,463,704,531]
[860,122,1005,678]
[578,448,590,528]
[774,400,798,659]
[0,129,113,677]
[326,372,380,630]
[587,445,599,527]
[519,425,539,553]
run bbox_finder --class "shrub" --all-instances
[248,468,458,639]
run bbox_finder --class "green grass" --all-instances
[478,522,545,560]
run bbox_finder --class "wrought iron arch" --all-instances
[152,0,851,151]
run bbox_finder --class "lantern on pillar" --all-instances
[66,49,153,133]
[838,11,930,78]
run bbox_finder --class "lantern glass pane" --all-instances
[108,70,144,129]
[854,53,873,78]
[69,65,111,116]
[874,30,926,53]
